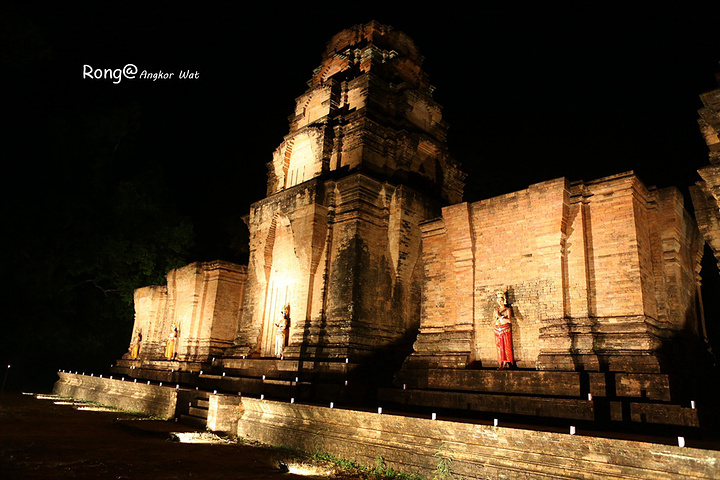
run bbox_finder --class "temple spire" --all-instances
[265,21,465,204]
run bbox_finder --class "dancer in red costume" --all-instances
[494,291,514,370]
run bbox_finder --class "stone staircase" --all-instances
[179,391,209,428]
[191,358,368,406]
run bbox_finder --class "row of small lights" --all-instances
[113,356,351,377]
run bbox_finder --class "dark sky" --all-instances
[6,2,719,214]
[2,1,720,388]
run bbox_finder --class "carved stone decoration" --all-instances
[274,304,290,358]
[263,20,465,204]
[130,331,142,360]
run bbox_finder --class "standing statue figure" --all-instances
[275,304,290,358]
[165,325,178,360]
[130,331,142,359]
[494,290,515,370]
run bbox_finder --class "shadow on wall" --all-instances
[699,244,720,367]
[350,330,419,402]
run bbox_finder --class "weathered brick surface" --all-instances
[228,21,462,363]
[128,285,168,361]
[229,174,439,361]
[206,393,242,434]
[53,372,178,419]
[264,21,464,204]
[123,261,246,365]
[236,397,719,479]
[387,369,699,426]
[406,172,703,372]
[691,78,720,268]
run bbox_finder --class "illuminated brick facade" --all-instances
[264,21,464,204]
[227,22,464,362]
[121,261,246,366]
[404,173,704,373]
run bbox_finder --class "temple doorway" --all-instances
[260,215,300,357]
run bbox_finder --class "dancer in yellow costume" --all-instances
[165,325,178,360]
[130,331,142,359]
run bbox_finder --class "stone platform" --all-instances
[385,368,700,427]
[53,372,720,479]
[53,371,182,419]
[112,357,370,404]
[238,397,718,479]
[111,360,702,428]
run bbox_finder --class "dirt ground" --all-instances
[0,392,374,480]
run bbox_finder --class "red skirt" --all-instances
[494,324,513,364]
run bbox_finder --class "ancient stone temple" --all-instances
[116,21,465,383]
[225,21,464,364]
[108,21,713,430]
[54,23,720,480]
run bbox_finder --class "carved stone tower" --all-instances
[227,21,465,364]
[690,67,720,268]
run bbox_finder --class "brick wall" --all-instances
[231,173,439,362]
[236,397,720,480]
[53,372,178,419]
[407,172,703,372]
[127,261,246,364]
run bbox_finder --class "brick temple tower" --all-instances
[226,21,465,366]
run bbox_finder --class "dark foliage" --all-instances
[1,15,196,389]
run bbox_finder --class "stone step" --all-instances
[379,387,595,421]
[188,406,208,418]
[397,368,679,402]
[185,373,368,406]
[262,378,294,386]
[222,357,356,378]
[378,387,699,427]
[179,414,207,429]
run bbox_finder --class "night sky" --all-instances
[3,2,720,389]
